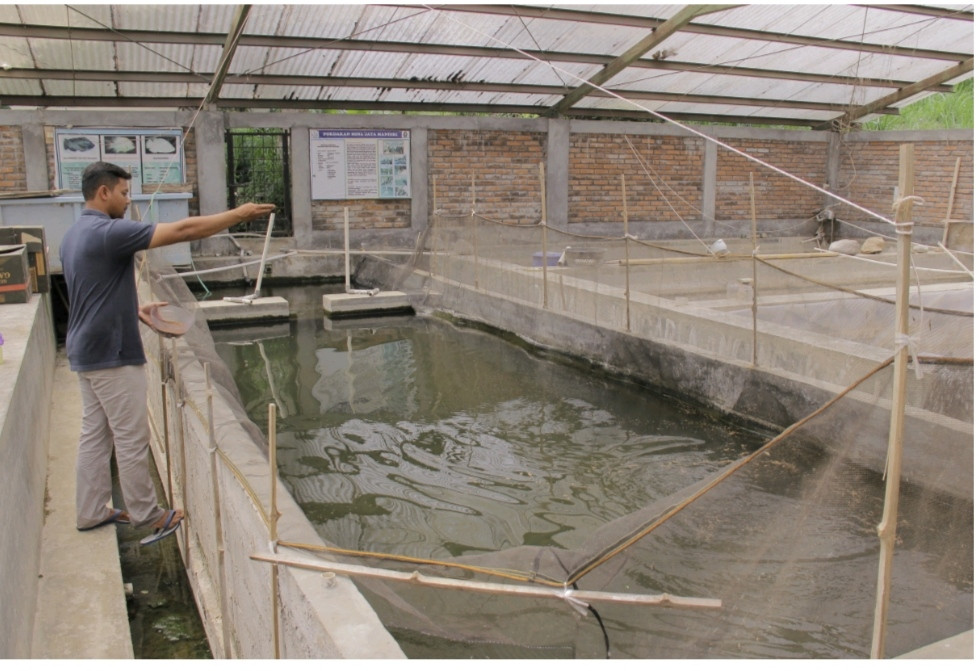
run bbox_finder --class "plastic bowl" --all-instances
[148,304,195,337]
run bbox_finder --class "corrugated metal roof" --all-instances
[0,3,972,128]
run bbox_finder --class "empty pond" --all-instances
[208,284,972,659]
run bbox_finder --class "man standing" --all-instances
[61,161,275,545]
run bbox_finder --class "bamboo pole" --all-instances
[343,207,351,292]
[269,402,281,659]
[158,333,173,509]
[871,143,915,659]
[618,251,846,266]
[250,553,722,611]
[539,162,549,309]
[941,156,961,247]
[170,337,189,565]
[750,172,758,366]
[621,174,631,332]
[470,173,479,290]
[204,363,232,659]
[431,175,438,280]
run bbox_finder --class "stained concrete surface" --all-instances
[30,355,133,658]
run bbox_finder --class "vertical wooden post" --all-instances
[621,174,631,332]
[204,363,232,658]
[871,144,915,659]
[470,174,479,289]
[539,162,549,309]
[343,207,351,292]
[269,402,281,658]
[750,172,758,366]
[941,156,961,247]
[170,337,189,564]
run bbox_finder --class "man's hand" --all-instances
[233,202,277,224]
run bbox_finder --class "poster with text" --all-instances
[55,128,184,193]
[310,129,410,200]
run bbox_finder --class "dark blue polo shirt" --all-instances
[60,208,157,372]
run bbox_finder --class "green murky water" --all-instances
[206,284,972,659]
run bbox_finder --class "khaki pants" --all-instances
[76,365,165,528]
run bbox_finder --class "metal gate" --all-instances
[225,128,292,236]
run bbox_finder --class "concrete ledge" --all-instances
[898,630,973,659]
[0,295,56,657]
[323,290,412,317]
[197,296,290,325]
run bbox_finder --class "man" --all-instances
[61,161,275,545]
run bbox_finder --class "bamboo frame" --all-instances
[204,363,232,659]
[539,162,549,309]
[870,144,915,659]
[621,174,631,332]
[269,402,281,659]
[250,552,722,611]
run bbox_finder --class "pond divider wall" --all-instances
[137,277,404,659]
[356,253,972,502]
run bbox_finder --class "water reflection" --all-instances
[213,301,760,559]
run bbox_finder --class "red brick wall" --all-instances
[311,198,411,231]
[427,129,546,226]
[836,137,973,227]
[0,126,28,193]
[715,138,827,221]
[568,134,704,225]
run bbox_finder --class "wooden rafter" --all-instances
[548,4,736,117]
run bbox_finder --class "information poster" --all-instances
[310,129,410,200]
[55,128,184,193]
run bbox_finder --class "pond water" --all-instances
[208,284,972,659]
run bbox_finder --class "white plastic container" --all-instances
[0,192,193,271]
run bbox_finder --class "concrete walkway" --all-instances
[31,354,134,658]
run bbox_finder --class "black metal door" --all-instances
[225,128,292,235]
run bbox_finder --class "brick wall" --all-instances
[311,198,411,231]
[836,137,974,228]
[715,138,827,222]
[427,129,546,226]
[568,133,704,225]
[0,126,27,193]
[3,119,974,237]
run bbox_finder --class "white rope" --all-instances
[160,251,297,279]
[895,333,923,380]
[562,588,592,617]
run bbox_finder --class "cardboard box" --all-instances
[0,226,49,293]
[0,244,33,304]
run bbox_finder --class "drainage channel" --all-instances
[112,464,211,658]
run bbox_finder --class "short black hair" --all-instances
[81,161,132,201]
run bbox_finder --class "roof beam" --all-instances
[0,18,969,64]
[0,68,879,115]
[0,93,825,125]
[438,4,970,61]
[819,57,974,130]
[549,4,735,116]
[204,4,251,105]
[855,4,974,22]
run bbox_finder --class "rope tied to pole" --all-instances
[894,333,924,380]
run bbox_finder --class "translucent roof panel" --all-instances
[0,3,970,127]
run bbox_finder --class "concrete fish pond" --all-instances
[203,284,972,659]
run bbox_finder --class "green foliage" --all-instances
[862,78,973,131]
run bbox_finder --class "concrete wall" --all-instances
[358,254,973,501]
[0,295,55,657]
[137,278,404,659]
